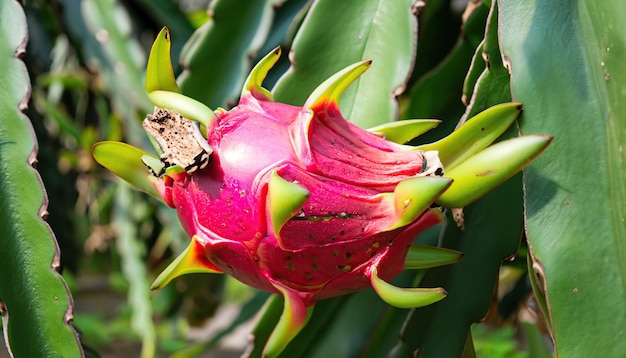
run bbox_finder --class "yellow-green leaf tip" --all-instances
[384,176,452,231]
[368,119,440,144]
[304,60,372,110]
[151,236,222,290]
[145,27,180,94]
[264,281,314,358]
[437,134,553,207]
[92,141,162,200]
[417,102,523,170]
[268,171,310,248]
[370,266,447,309]
[243,46,281,101]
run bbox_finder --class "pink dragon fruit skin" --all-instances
[160,76,444,302]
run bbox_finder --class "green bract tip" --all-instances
[437,134,553,207]
[263,280,314,358]
[92,141,162,201]
[382,176,452,231]
[267,171,311,248]
[242,47,281,101]
[151,236,223,290]
[368,119,441,144]
[145,27,181,94]
[304,60,372,110]
[417,103,523,170]
[370,266,447,309]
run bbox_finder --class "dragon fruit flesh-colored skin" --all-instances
[93,28,552,356]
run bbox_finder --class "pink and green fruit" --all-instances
[93,28,551,356]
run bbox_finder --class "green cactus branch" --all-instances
[0,1,82,356]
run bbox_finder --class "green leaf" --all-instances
[417,103,523,170]
[437,134,552,208]
[0,1,82,355]
[500,0,626,356]
[178,0,276,108]
[145,27,180,94]
[273,0,417,127]
[92,141,162,201]
[367,119,440,144]
[370,267,447,309]
[404,245,463,270]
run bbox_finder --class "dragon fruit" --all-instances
[93,28,552,356]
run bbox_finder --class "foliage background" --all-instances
[0,0,623,357]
